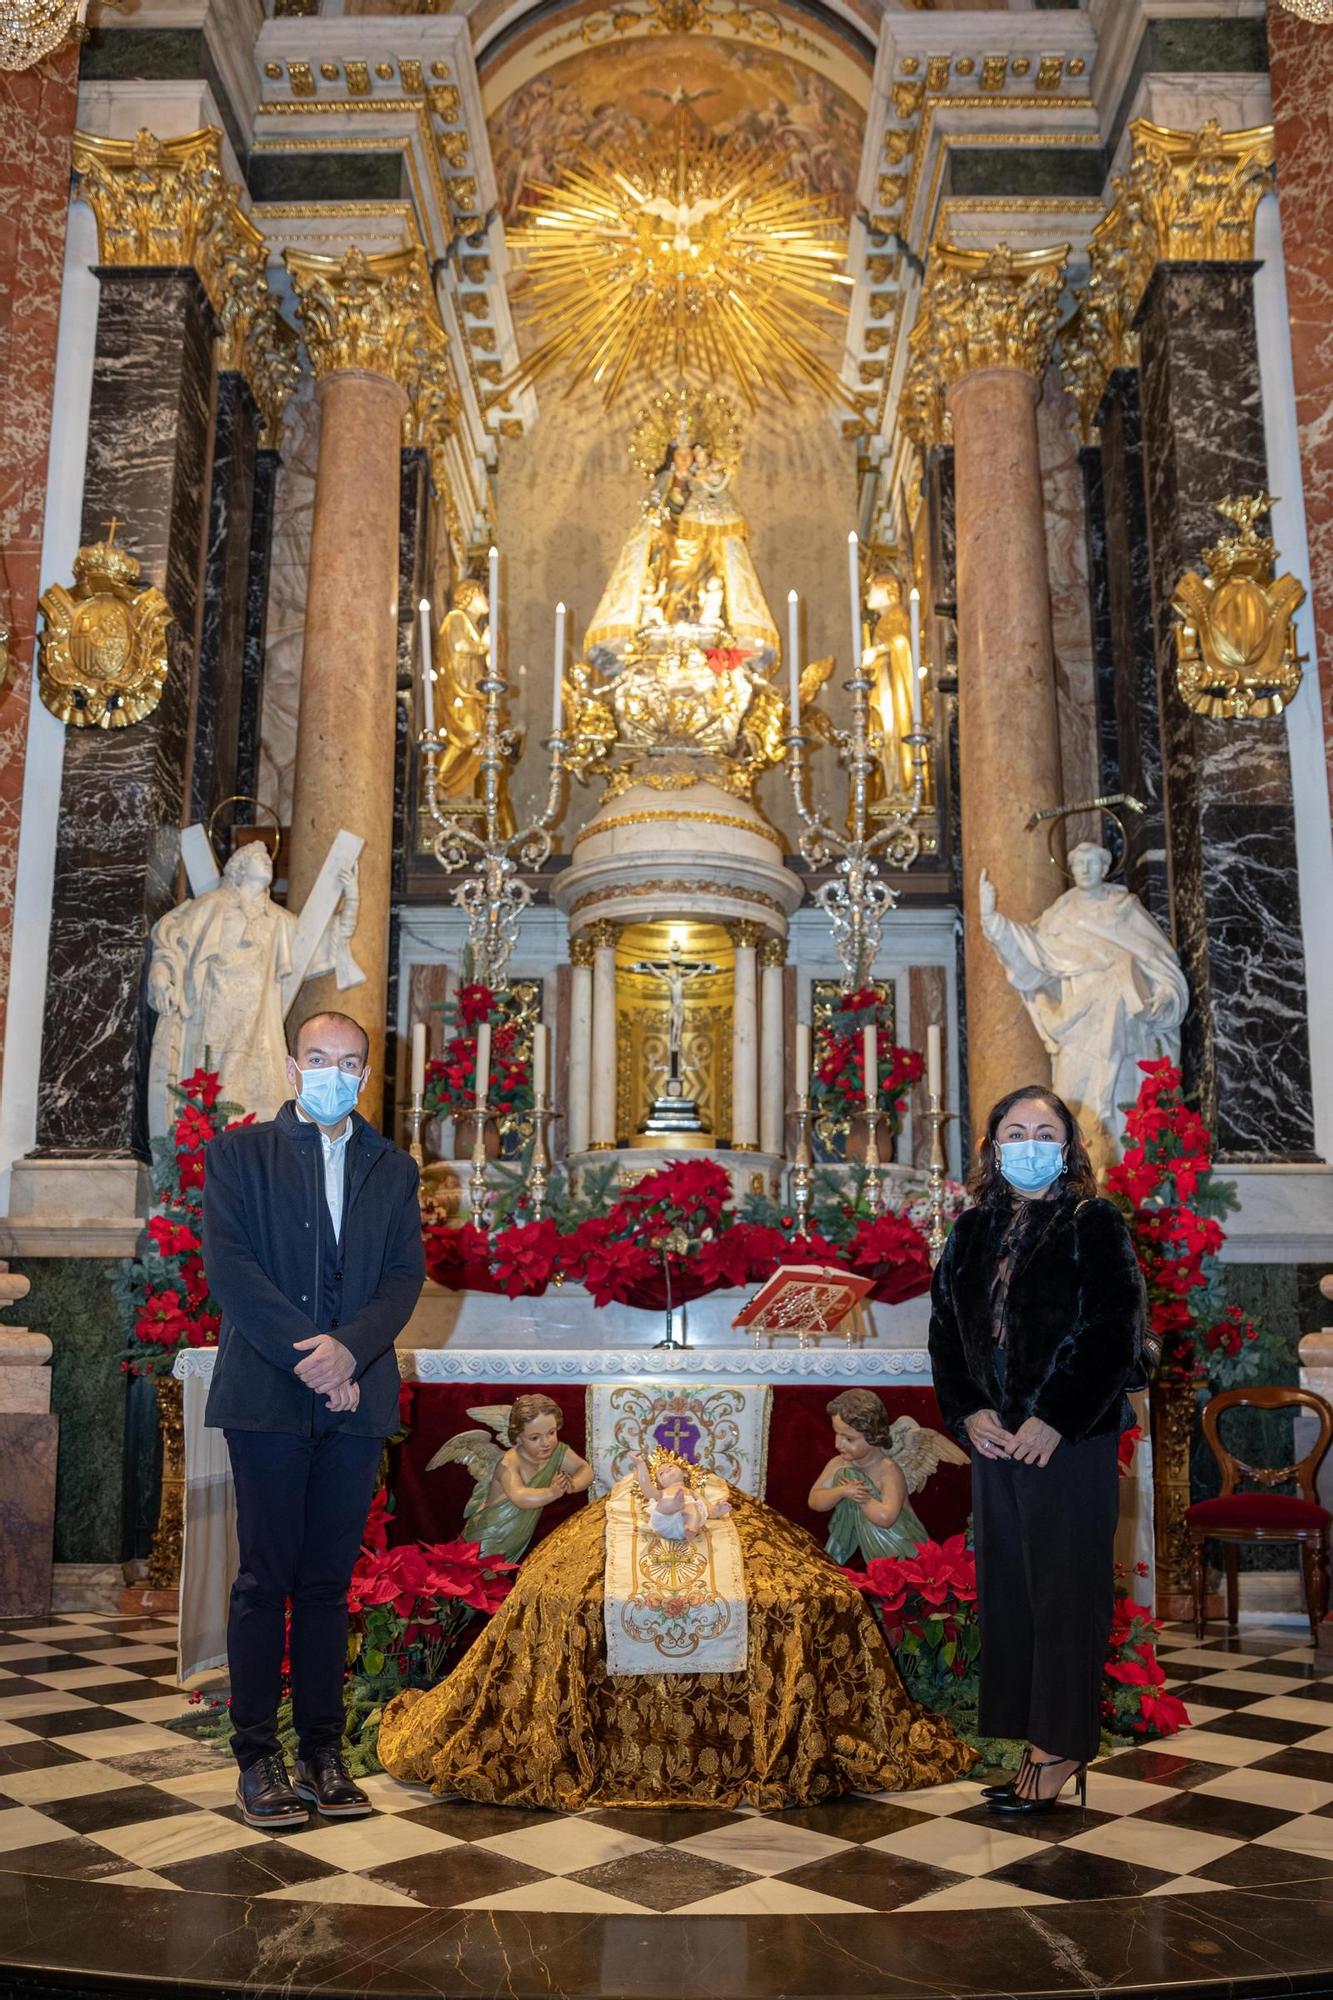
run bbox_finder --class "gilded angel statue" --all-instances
[426,1394,594,1563]
[806,1389,968,1565]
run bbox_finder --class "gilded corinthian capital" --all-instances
[902,241,1068,448]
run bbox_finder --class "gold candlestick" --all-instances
[408,1091,425,1169]
[862,1103,884,1217]
[469,1099,493,1235]
[925,1089,955,1266]
[527,1089,551,1214]
[791,1095,813,1237]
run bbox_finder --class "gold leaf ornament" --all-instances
[38,522,173,729]
[1171,494,1306,720]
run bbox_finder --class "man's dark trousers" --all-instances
[225,1404,381,1771]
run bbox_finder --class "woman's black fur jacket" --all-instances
[928,1191,1145,1443]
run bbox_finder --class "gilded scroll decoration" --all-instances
[38,520,173,730]
[1171,494,1306,721]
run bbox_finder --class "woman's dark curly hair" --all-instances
[964,1082,1098,1208]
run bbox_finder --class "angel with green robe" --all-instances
[807,1389,968,1566]
[426,1392,594,1566]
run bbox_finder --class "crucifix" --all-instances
[628,938,718,1134]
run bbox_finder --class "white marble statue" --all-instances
[146,840,362,1136]
[979,841,1189,1170]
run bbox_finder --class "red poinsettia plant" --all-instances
[421,983,532,1126]
[118,1070,254,1379]
[1102,1565,1191,1740]
[1105,1060,1274,1388]
[808,988,924,1142]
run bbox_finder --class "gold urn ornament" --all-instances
[1171,494,1306,720]
[37,519,173,729]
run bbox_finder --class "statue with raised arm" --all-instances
[978,842,1188,1171]
[146,839,362,1135]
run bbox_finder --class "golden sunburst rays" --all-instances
[505,110,854,409]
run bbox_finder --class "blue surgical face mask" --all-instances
[294,1064,363,1125]
[997,1139,1065,1195]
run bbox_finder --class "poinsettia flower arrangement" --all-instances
[423,1155,933,1311]
[116,1070,253,1378]
[1106,1060,1275,1389]
[808,987,924,1141]
[1101,1565,1191,1740]
[421,983,533,1126]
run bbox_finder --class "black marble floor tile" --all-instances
[949,1802,1117,1844]
[1132,1786,1293,1841]
[1093,1747,1231,1789]
[777,1846,964,1911]
[74,1679,187,1706]
[0,1677,65,1699]
[40,1784,199,1836]
[767,1798,936,1843]
[156,1840,342,1896]
[569,1846,757,1911]
[10,1708,144,1740]
[365,1843,547,1906]
[0,1653,91,1674]
[101,1744,223,1782]
[391,1799,560,1842]
[1154,1661,1231,1683]
[1194,1710,1312,1744]
[584,1805,751,1845]
[988,1844,1174,1901]
[0,1836,128,1880]
[1182,1680,1282,1709]
[0,1739,83,1776]
[1252,1745,1333,1784]
[1194,1839,1333,1888]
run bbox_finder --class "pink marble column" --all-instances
[1268,8,1333,820]
[0,50,78,1051]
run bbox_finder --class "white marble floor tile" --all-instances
[88,1811,266,1869]
[262,1872,422,1908]
[0,1806,79,1852]
[0,1692,93,1720]
[875,1780,984,1818]
[68,1725,192,1761]
[1143,1729,1285,1769]
[898,1879,1061,1913]
[1254,1814,1333,1859]
[72,1644,178,1665]
[154,1769,243,1809]
[671,1819,852,1875]
[478,1819,656,1877]
[101,1869,184,1892]
[458,1881,648,1914]
[25,1668,149,1692]
[1061,1818,1240,1874]
[280,1814,461,1872]
[867,1819,1047,1876]
[1142,1874,1230,1897]
[1189,1670,1309,1695]
[104,1696,194,1723]
[0,1723,34,1747]
[0,1761,139,1806]
[1195,1769,1333,1815]
[1242,1697,1333,1727]
[1084,1772,1186,1815]
[0,1645,68,1664]
[1176,1705,1227,1727]
[15,1627,109,1643]
[675,1880,866,1916]
[346,1774,439,1815]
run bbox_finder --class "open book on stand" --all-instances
[732,1264,875,1349]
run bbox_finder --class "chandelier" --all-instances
[1275,0,1333,18]
[0,0,86,69]
[507,107,852,408]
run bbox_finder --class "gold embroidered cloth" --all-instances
[378,1493,977,1811]
[604,1474,746,1676]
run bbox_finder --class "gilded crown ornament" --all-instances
[1171,494,1306,720]
[37,519,173,729]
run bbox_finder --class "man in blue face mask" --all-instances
[201,1010,424,1832]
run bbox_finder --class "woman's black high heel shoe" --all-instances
[980,1749,1030,1800]
[986,1756,1087,1815]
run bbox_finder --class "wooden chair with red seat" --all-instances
[1187,1385,1333,1644]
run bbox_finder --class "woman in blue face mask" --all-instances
[927,1085,1145,1817]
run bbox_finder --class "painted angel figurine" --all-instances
[629,1447,730,1543]
[426,1393,593,1563]
[806,1389,967,1565]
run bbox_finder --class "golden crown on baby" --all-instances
[647,1446,699,1487]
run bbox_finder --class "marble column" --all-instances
[909,244,1068,1134]
[587,921,618,1150]
[284,367,404,1099]
[0,47,79,1055]
[758,933,785,1158]
[1268,6,1333,824]
[234,445,281,809]
[191,370,261,829]
[729,921,761,1151]
[37,269,216,1154]
[567,933,594,1156]
[1136,264,1315,1156]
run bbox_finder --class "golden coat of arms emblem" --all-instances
[37,520,173,729]
[1171,494,1306,721]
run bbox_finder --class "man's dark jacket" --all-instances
[202,1101,425,1438]
[928,1192,1144,1444]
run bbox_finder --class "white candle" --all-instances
[411,1020,427,1099]
[552,602,566,735]
[487,545,500,676]
[532,1022,547,1099]
[795,1021,811,1101]
[863,1022,877,1108]
[927,1023,942,1101]
[786,589,800,728]
[474,1021,491,1108]
[847,531,862,673]
[418,598,436,739]
[909,585,923,733]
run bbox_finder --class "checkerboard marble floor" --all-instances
[6,1610,1333,1917]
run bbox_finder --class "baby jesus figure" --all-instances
[629,1447,730,1543]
